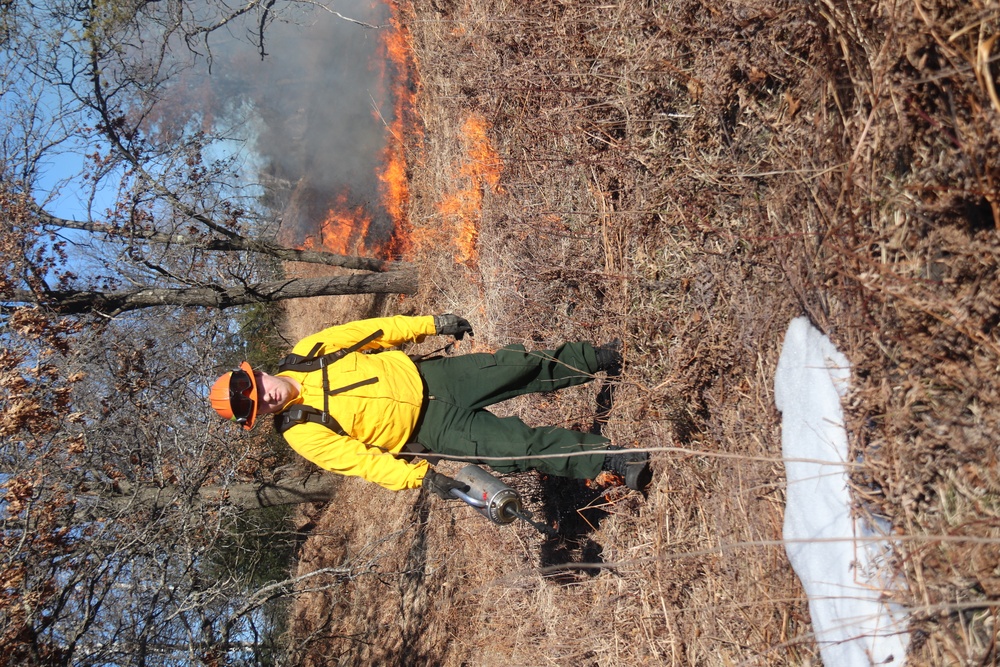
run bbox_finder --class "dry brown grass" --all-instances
[284,0,1000,665]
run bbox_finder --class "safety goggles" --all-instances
[229,369,255,425]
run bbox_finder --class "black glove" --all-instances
[433,314,474,340]
[422,469,470,500]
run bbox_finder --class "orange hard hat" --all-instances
[209,361,259,430]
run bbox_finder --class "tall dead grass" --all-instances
[285,0,1000,665]
[810,1,1000,663]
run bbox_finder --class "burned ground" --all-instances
[284,1,1000,664]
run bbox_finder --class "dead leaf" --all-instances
[784,91,801,118]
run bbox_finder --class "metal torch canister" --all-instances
[451,464,523,525]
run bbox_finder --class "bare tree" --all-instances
[0,289,372,666]
[5,271,416,315]
[1,0,413,321]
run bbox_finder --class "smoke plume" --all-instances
[205,1,406,253]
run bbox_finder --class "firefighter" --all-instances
[209,314,652,498]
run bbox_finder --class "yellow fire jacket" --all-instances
[276,315,436,490]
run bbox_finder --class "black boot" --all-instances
[602,446,652,490]
[595,339,623,377]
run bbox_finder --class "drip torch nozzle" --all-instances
[508,507,558,538]
[451,465,556,537]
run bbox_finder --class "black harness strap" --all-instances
[276,404,347,436]
[277,329,384,373]
[275,330,385,438]
[321,376,378,436]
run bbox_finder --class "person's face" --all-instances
[254,372,299,414]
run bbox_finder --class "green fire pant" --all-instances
[412,343,608,480]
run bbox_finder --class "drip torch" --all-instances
[449,465,556,537]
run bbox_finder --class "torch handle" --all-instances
[449,488,488,508]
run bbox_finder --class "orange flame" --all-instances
[436,114,502,265]
[377,6,420,261]
[288,3,502,266]
[300,192,373,256]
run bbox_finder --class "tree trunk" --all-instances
[99,474,341,517]
[10,270,418,315]
[37,214,399,272]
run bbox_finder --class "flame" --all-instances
[377,3,504,266]
[284,2,502,267]
[377,6,420,260]
[436,114,502,265]
[300,192,373,256]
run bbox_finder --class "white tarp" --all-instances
[775,316,910,666]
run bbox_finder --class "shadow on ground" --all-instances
[537,476,610,583]
[535,376,622,582]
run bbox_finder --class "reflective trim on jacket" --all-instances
[277,315,436,490]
